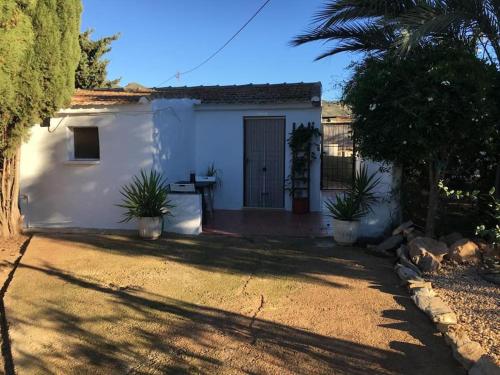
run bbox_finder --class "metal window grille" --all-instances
[321,122,354,190]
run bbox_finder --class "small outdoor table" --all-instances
[175,180,215,225]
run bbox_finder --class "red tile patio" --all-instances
[203,209,333,237]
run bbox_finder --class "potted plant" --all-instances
[204,162,222,216]
[286,123,321,214]
[325,165,380,245]
[117,169,173,240]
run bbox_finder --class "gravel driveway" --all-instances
[4,233,463,374]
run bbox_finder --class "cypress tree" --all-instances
[0,0,82,237]
[76,29,121,89]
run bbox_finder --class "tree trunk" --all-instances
[0,148,21,238]
[425,161,442,238]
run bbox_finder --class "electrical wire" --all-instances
[155,0,271,87]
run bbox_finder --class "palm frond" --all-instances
[312,0,417,29]
[292,21,396,59]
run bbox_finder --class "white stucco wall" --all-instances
[194,104,322,211]
[22,99,391,236]
[152,99,198,183]
[20,104,155,230]
[20,103,202,235]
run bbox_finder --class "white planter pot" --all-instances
[332,219,360,246]
[138,217,162,240]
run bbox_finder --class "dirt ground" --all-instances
[0,235,28,290]
[0,234,29,375]
[4,233,463,374]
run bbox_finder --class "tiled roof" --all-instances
[153,82,321,104]
[71,89,153,107]
[322,100,351,118]
[70,82,321,107]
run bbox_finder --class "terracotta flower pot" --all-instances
[293,198,309,214]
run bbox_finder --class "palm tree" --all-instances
[292,1,499,66]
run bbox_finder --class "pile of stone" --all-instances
[370,222,500,375]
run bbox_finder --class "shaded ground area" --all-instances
[0,235,29,375]
[4,233,463,374]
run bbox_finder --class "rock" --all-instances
[394,263,422,282]
[412,293,457,325]
[396,247,423,276]
[436,323,452,333]
[445,326,486,369]
[453,341,485,370]
[405,229,424,242]
[407,279,432,290]
[367,247,394,258]
[409,237,449,261]
[469,355,500,375]
[445,326,471,347]
[408,237,448,272]
[439,232,463,247]
[392,220,414,236]
[412,251,441,273]
[448,239,480,264]
[427,298,457,325]
[396,245,409,259]
[375,234,404,253]
[411,286,436,298]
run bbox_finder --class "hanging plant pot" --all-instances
[293,197,309,214]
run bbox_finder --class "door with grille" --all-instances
[244,118,285,208]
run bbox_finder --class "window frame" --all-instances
[66,126,101,162]
[320,119,355,190]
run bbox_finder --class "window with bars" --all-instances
[321,121,354,190]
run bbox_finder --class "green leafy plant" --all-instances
[206,162,222,189]
[117,170,173,222]
[286,123,321,198]
[476,188,500,245]
[325,194,366,221]
[325,165,381,221]
[341,42,497,236]
[351,165,382,214]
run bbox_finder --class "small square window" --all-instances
[73,127,100,160]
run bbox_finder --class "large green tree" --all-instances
[343,42,498,236]
[292,0,500,192]
[75,29,120,89]
[0,0,81,237]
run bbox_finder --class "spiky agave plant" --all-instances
[325,165,381,221]
[325,194,365,221]
[117,170,173,222]
[351,165,382,215]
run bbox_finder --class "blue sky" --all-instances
[81,0,360,100]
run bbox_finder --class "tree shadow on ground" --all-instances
[35,233,395,290]
[10,262,461,375]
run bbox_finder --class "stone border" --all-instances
[394,250,500,375]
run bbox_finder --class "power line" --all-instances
[155,0,271,87]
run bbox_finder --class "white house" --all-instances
[19,82,397,237]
